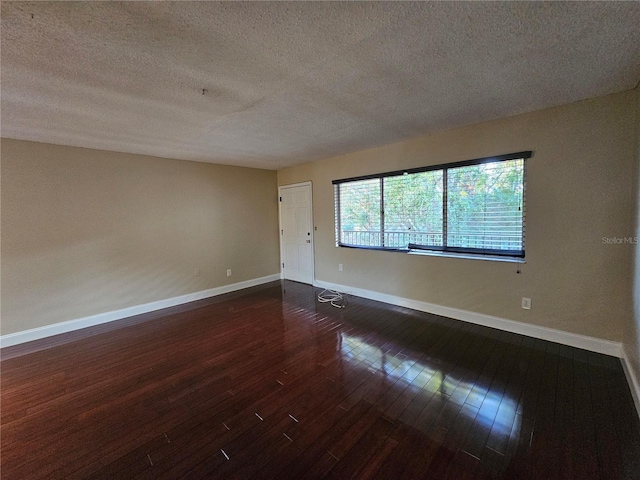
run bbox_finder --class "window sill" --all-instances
[407,249,525,263]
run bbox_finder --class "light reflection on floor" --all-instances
[340,333,521,438]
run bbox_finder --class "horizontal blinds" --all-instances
[337,178,381,247]
[332,151,532,185]
[383,171,444,248]
[445,159,524,255]
[333,152,529,257]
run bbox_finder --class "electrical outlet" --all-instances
[338,264,343,272]
[522,297,531,310]
[194,269,201,277]
[227,269,232,277]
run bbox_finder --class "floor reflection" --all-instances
[340,333,520,438]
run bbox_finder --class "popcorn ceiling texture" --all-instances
[2,1,639,169]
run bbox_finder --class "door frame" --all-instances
[278,181,315,284]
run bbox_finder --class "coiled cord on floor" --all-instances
[317,289,347,309]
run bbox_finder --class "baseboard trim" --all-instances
[314,279,623,358]
[0,274,281,349]
[621,346,640,420]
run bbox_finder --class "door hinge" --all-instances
[282,263,284,268]
[279,196,282,202]
[281,229,283,235]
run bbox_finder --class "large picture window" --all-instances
[333,151,531,258]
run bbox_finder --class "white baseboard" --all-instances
[2,273,625,359]
[0,274,281,349]
[314,279,623,358]
[621,346,640,420]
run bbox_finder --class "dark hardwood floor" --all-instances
[1,280,639,479]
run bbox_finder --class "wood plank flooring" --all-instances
[1,280,639,479]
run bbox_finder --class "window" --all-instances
[334,151,531,258]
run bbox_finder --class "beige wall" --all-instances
[1,139,280,335]
[627,86,640,390]
[279,91,637,342]
[2,92,637,346]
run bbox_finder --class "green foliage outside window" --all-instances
[335,156,526,257]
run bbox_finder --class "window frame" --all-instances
[333,151,532,259]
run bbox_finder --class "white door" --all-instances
[279,183,314,284]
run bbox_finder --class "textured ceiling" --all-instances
[2,2,640,170]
